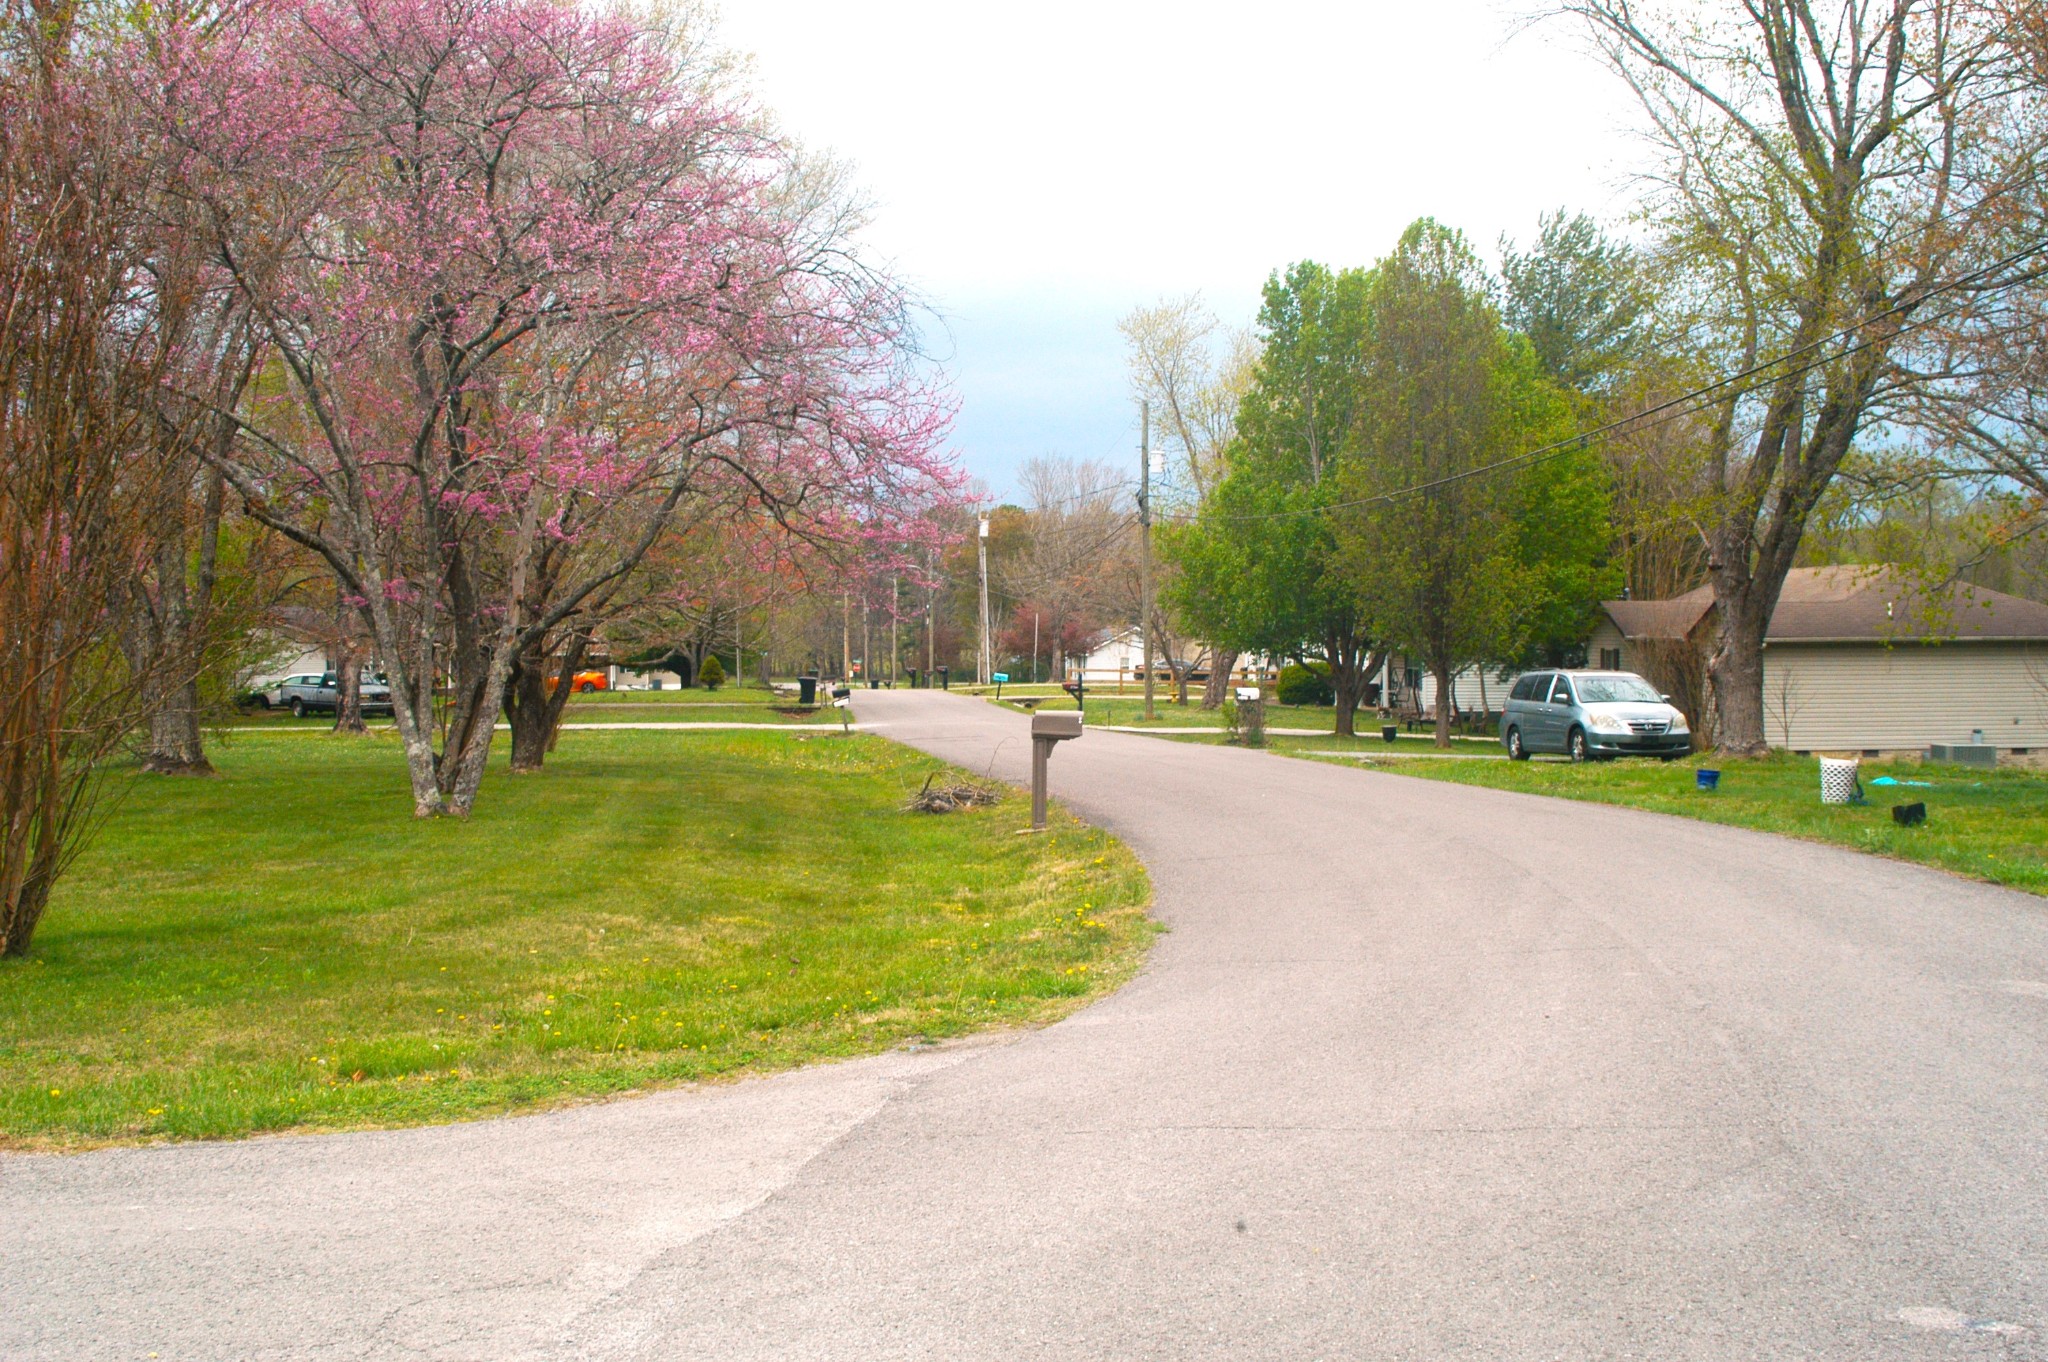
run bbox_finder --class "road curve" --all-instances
[7,688,2047,1360]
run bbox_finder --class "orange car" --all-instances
[545,669,609,694]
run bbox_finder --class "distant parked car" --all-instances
[264,672,395,719]
[1499,669,1690,762]
[545,669,609,694]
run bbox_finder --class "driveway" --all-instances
[6,688,2045,1359]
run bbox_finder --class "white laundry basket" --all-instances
[1819,756,1861,805]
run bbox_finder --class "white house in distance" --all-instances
[1068,627,1275,688]
[1070,627,1145,683]
[1589,565,2048,761]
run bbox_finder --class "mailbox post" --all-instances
[1029,710,1083,831]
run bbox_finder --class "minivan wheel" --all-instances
[1506,726,1529,761]
[289,698,306,719]
[1567,727,1589,763]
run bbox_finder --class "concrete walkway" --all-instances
[5,689,2045,1359]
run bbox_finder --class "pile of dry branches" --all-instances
[904,774,1003,814]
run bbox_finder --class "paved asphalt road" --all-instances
[6,688,2046,1359]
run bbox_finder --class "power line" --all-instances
[1162,237,2048,526]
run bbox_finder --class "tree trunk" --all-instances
[1706,587,1773,756]
[1326,627,1375,738]
[141,681,212,774]
[1201,649,1239,709]
[332,638,367,735]
[0,836,59,959]
[1432,660,1454,750]
[1331,666,1358,737]
[136,436,232,776]
[507,635,584,773]
[361,579,447,818]
[444,659,510,815]
[1329,641,1356,738]
[434,546,494,800]
[441,501,548,812]
[506,657,550,772]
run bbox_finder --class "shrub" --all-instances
[1275,661,1333,706]
[698,654,725,690]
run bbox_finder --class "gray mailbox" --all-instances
[1028,711,1083,830]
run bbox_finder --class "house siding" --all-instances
[1376,658,1499,716]
[243,642,330,690]
[1585,618,1628,671]
[1763,641,2048,753]
[1416,666,1498,715]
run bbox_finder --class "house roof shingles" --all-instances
[1603,565,2048,644]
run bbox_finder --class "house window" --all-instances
[1599,648,1621,671]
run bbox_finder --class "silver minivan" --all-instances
[1499,670,1691,762]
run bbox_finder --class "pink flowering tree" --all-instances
[150,0,959,815]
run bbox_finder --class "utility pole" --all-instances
[977,513,992,685]
[890,574,899,685]
[1032,611,1040,685]
[1140,399,1155,722]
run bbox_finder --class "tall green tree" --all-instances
[1334,221,1614,748]
[1163,262,1384,736]
[1500,211,1654,396]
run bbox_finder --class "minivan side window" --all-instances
[1509,675,1533,702]
[1549,676,1574,705]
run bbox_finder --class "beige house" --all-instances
[1588,566,2048,761]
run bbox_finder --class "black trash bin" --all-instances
[798,675,818,705]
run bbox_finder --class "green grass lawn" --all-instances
[1301,747,2048,895]
[0,730,1151,1150]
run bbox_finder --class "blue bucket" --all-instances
[1696,768,1721,791]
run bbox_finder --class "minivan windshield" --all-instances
[1574,675,1663,704]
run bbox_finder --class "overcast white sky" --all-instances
[715,1,1651,502]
